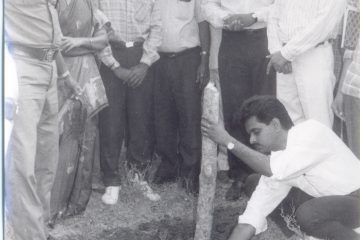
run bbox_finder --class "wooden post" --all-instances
[194,82,219,240]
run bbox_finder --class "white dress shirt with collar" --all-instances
[158,0,205,53]
[238,120,360,234]
[201,0,274,29]
[267,0,346,61]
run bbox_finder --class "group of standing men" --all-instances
[4,0,351,240]
[98,0,346,204]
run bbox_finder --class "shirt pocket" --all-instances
[176,0,194,21]
[134,0,152,23]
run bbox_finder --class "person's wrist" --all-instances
[220,133,233,148]
[88,38,93,49]
[110,61,120,71]
[250,13,258,24]
[140,62,150,70]
[58,70,70,79]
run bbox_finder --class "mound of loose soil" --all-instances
[49,174,297,240]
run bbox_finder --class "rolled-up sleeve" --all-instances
[201,0,229,28]
[140,0,162,66]
[267,1,282,54]
[254,0,274,23]
[238,176,291,234]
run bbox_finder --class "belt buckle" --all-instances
[43,48,56,62]
[125,41,134,48]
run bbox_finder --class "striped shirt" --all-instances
[267,0,347,61]
[202,0,274,30]
[97,0,162,66]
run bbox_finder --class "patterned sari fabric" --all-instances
[50,0,107,222]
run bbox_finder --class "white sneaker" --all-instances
[101,186,120,205]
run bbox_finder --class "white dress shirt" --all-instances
[202,0,274,29]
[239,120,360,234]
[158,0,205,53]
[267,0,346,61]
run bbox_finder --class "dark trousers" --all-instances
[153,47,202,178]
[99,45,154,186]
[218,29,276,181]
[245,174,360,240]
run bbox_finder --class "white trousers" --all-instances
[277,42,336,128]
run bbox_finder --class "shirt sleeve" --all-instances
[238,176,291,235]
[96,45,120,69]
[281,0,347,61]
[140,0,162,66]
[195,0,206,23]
[201,0,229,28]
[93,8,111,31]
[267,1,282,54]
[270,125,327,181]
[254,0,275,23]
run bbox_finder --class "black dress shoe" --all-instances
[152,160,179,184]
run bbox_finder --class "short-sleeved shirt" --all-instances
[238,120,360,234]
[158,0,204,53]
[97,0,162,66]
[5,0,61,48]
[202,0,273,29]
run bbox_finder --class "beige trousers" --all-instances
[277,42,336,128]
[6,55,58,240]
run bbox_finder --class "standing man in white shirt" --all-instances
[152,0,210,194]
[267,0,347,128]
[202,95,360,240]
[202,0,275,200]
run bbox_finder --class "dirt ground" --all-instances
[49,172,301,240]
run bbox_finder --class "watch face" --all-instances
[227,142,235,150]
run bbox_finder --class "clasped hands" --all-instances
[113,63,149,88]
[223,13,256,31]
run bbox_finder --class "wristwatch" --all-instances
[227,142,235,150]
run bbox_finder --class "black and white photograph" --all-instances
[3,0,360,240]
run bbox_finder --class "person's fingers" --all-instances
[132,76,142,88]
[266,61,273,75]
[196,69,201,83]
[274,65,283,74]
[282,64,291,74]
[127,71,137,87]
[333,105,345,120]
[201,75,210,89]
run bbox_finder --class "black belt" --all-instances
[282,39,334,48]
[110,40,144,49]
[159,46,200,59]
[223,28,266,36]
[11,44,58,62]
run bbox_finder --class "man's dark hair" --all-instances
[233,95,294,130]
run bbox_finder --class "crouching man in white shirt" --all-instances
[202,95,360,240]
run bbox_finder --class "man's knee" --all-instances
[295,201,319,235]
